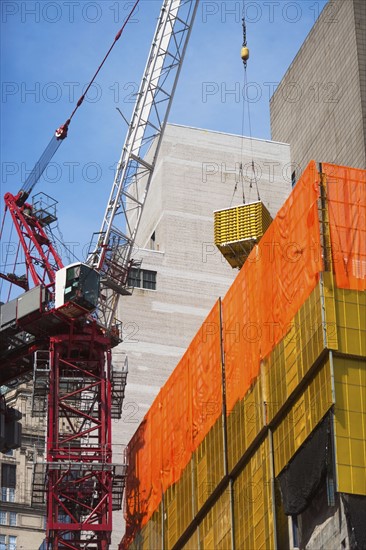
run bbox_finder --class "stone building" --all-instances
[0,385,45,550]
[270,0,366,175]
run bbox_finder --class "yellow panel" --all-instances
[140,525,149,550]
[234,437,274,550]
[194,415,225,511]
[203,531,215,549]
[333,355,366,495]
[165,483,178,549]
[139,506,163,550]
[181,529,199,550]
[334,288,366,356]
[227,376,263,471]
[164,461,195,548]
[322,272,339,350]
[273,358,333,476]
[214,201,272,268]
[265,283,324,423]
[213,491,232,550]
[198,489,232,550]
[138,520,158,550]
[297,282,324,374]
[176,459,194,537]
[201,507,214,549]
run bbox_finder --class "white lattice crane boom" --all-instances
[88,0,199,331]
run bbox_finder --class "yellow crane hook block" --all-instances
[241,46,249,62]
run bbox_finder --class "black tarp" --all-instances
[342,493,366,550]
[278,415,330,515]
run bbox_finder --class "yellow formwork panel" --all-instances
[265,282,324,423]
[199,490,232,550]
[273,358,333,476]
[265,275,365,426]
[297,281,325,371]
[181,529,199,550]
[334,287,366,357]
[164,460,194,549]
[165,483,179,550]
[214,201,272,245]
[133,506,162,550]
[333,355,366,495]
[227,376,263,472]
[234,437,274,550]
[176,459,194,539]
[214,201,272,268]
[322,272,339,351]
[194,415,225,511]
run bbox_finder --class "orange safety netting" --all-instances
[259,160,322,357]
[160,355,191,491]
[190,302,222,448]
[122,301,222,536]
[223,160,322,413]
[122,419,150,548]
[222,258,260,412]
[324,163,366,291]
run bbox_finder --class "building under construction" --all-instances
[1,0,365,549]
[121,161,366,549]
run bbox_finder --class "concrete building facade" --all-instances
[0,385,45,550]
[270,0,366,174]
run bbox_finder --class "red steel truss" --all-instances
[2,193,62,290]
[46,328,113,549]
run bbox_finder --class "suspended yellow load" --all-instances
[214,201,272,269]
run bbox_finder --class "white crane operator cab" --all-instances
[55,262,100,314]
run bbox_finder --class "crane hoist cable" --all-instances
[16,0,140,207]
[234,1,260,206]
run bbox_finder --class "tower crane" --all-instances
[0,1,198,548]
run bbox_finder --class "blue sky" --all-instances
[0,0,328,292]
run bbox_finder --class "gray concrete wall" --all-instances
[353,0,366,149]
[289,491,351,550]
[270,0,366,174]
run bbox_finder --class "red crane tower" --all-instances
[0,1,198,548]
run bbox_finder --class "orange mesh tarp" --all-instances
[324,163,366,291]
[222,258,260,412]
[122,420,150,547]
[161,355,191,490]
[123,301,222,533]
[223,160,322,413]
[123,391,164,535]
[190,302,222,448]
[259,160,322,356]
